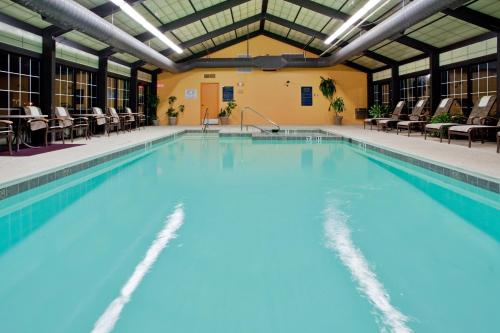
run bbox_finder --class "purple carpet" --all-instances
[0,144,84,157]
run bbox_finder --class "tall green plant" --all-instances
[319,76,336,108]
[331,97,345,116]
[218,101,237,117]
[166,96,185,117]
[368,104,388,118]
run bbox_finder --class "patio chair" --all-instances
[24,106,64,146]
[125,107,144,130]
[0,120,14,155]
[55,107,89,142]
[92,107,110,135]
[377,101,409,131]
[423,98,455,142]
[396,98,429,136]
[447,95,497,148]
[364,101,405,130]
[109,107,133,132]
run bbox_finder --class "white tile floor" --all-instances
[0,125,498,188]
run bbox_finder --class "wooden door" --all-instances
[200,83,219,123]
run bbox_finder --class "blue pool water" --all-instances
[0,133,499,333]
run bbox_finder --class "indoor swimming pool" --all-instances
[0,133,499,333]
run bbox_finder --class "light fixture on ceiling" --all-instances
[109,0,183,54]
[324,0,384,45]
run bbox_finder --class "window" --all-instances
[0,53,40,115]
[75,70,97,113]
[107,76,129,112]
[55,65,74,111]
[372,82,390,107]
[56,65,96,114]
[441,67,468,115]
[400,75,430,113]
[470,61,497,112]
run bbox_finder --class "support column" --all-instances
[497,33,500,116]
[150,71,158,125]
[97,56,108,111]
[367,72,374,108]
[130,67,138,112]
[429,51,441,113]
[391,65,400,111]
[41,31,55,117]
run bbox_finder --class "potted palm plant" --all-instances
[166,96,185,125]
[218,100,237,125]
[331,96,345,125]
[368,104,389,118]
[148,94,160,125]
[319,76,344,125]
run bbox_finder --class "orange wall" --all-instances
[157,36,367,126]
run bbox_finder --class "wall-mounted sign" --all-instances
[301,87,313,106]
[185,88,197,99]
[222,86,234,102]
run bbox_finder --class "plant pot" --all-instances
[168,116,178,126]
[219,116,229,125]
[334,115,343,125]
[152,119,159,126]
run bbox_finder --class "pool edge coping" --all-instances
[0,128,498,200]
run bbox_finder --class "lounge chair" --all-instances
[364,101,405,130]
[0,120,14,155]
[92,107,110,135]
[55,107,89,142]
[423,98,455,142]
[125,107,144,129]
[24,106,64,146]
[447,95,497,148]
[377,101,408,131]
[108,107,132,133]
[396,98,429,136]
[497,131,499,153]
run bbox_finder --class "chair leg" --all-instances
[71,126,74,143]
[448,132,451,144]
[408,126,411,137]
[424,129,427,140]
[45,128,48,147]
[7,132,12,155]
[439,130,443,143]
[61,129,65,144]
[468,133,472,148]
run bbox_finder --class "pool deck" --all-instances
[0,125,498,193]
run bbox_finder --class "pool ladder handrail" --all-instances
[201,107,209,133]
[240,106,280,134]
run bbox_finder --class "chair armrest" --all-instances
[480,116,497,125]
[0,120,13,125]
[451,115,467,124]
[27,118,48,124]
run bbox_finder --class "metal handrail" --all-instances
[201,107,209,132]
[245,124,274,135]
[240,106,280,133]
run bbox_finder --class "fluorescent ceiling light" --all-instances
[325,0,383,44]
[109,0,183,54]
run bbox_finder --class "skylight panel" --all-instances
[143,0,194,24]
[232,0,263,22]
[173,21,207,42]
[190,0,225,11]
[235,22,260,37]
[189,40,215,54]
[212,31,237,45]
[288,30,313,45]
[310,0,344,10]
[264,21,290,37]
[202,9,233,32]
[267,0,300,21]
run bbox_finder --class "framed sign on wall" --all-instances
[222,86,234,101]
[301,86,313,106]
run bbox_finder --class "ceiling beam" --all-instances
[180,30,262,63]
[161,14,263,56]
[283,0,349,21]
[100,0,250,57]
[443,7,500,32]
[285,0,435,55]
[0,12,41,34]
[363,50,398,66]
[260,0,269,31]
[266,14,328,40]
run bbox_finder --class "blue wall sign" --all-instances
[301,87,313,106]
[222,86,234,101]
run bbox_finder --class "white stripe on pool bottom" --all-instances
[324,203,412,333]
[92,204,185,333]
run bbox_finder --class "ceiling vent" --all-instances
[204,74,216,78]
